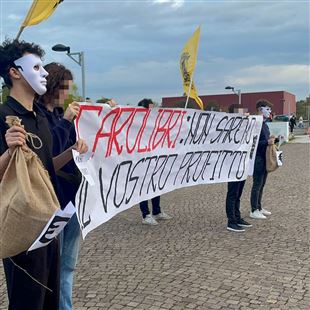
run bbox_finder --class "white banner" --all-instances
[74,105,263,237]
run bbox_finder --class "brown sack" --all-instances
[0,147,59,258]
[266,144,279,172]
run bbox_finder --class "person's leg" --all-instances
[43,240,60,310]
[234,180,246,221]
[59,214,81,310]
[226,182,238,224]
[257,171,268,211]
[139,200,150,218]
[250,157,266,212]
[3,239,60,310]
[151,196,161,216]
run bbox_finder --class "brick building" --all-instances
[162,91,296,116]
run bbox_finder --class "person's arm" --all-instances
[50,103,80,155]
[0,126,26,179]
[53,138,88,171]
[51,118,73,155]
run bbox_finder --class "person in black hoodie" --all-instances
[38,62,84,310]
[289,115,296,133]
[250,99,275,219]
[0,39,87,310]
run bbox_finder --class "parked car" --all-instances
[273,114,290,122]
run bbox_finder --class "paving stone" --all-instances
[0,143,309,309]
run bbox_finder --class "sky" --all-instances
[0,0,309,105]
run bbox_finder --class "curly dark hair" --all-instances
[0,38,45,88]
[39,62,73,106]
[137,98,154,109]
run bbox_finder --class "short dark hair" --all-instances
[39,62,73,106]
[138,98,153,109]
[228,103,239,113]
[0,38,45,88]
[256,99,272,109]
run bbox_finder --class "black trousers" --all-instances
[250,156,268,212]
[3,239,60,310]
[139,196,161,218]
[225,180,246,224]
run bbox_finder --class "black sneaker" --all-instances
[237,219,253,227]
[227,223,245,232]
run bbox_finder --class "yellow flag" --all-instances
[180,26,204,110]
[22,0,63,27]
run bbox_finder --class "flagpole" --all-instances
[15,0,37,40]
[16,27,25,40]
[184,76,193,109]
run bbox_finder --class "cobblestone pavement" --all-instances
[1,143,309,310]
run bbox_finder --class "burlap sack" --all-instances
[266,144,279,172]
[0,146,59,259]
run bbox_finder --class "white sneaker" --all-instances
[142,215,158,225]
[153,212,173,220]
[261,208,272,216]
[250,210,266,219]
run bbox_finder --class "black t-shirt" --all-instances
[0,96,58,190]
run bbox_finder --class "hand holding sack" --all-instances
[0,116,60,259]
[266,144,283,173]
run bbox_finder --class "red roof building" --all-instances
[162,91,296,116]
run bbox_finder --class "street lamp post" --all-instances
[52,44,86,100]
[225,86,241,105]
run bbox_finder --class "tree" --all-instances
[0,85,9,104]
[64,83,83,109]
[296,96,310,120]
[96,97,111,104]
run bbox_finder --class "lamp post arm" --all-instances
[67,52,82,66]
[66,51,86,100]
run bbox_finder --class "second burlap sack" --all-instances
[266,144,279,172]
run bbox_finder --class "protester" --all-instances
[289,114,296,133]
[137,98,172,225]
[250,99,275,219]
[0,38,87,310]
[225,104,252,232]
[38,62,83,310]
[298,116,304,128]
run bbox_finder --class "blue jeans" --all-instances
[59,214,81,310]
[250,156,268,212]
[139,196,161,218]
[226,180,246,224]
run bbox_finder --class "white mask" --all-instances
[14,54,49,95]
[260,106,272,119]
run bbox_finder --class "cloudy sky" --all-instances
[1,0,309,104]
